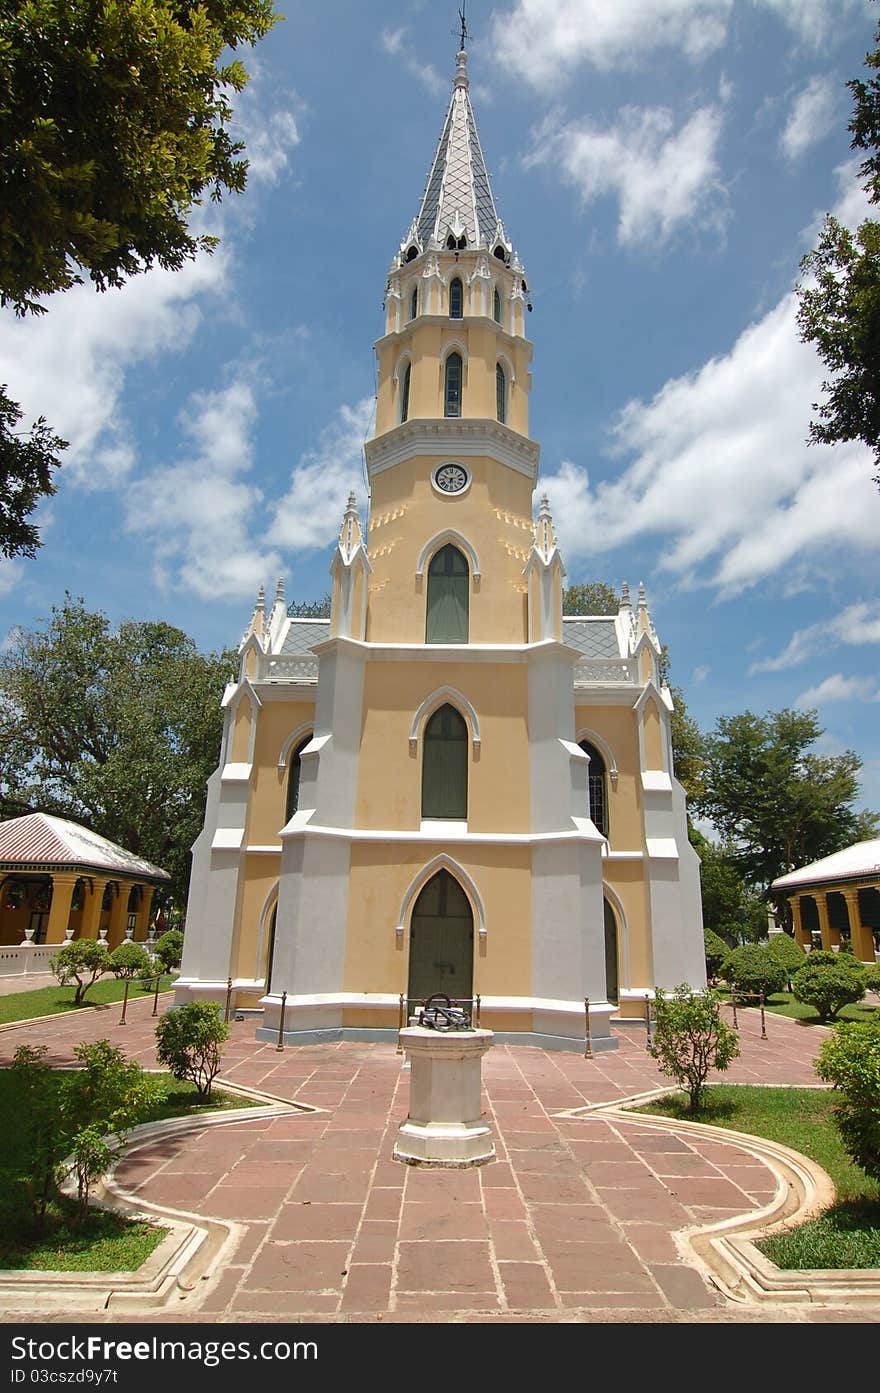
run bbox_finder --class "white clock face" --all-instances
[434,464,468,494]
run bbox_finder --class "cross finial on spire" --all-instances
[458,3,468,50]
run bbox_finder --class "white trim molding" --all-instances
[395,853,488,941]
[277,722,315,772]
[575,726,620,789]
[409,686,481,752]
[415,529,481,583]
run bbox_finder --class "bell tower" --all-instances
[365,44,540,646]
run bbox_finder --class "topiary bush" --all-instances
[721,944,788,999]
[816,1016,880,1182]
[862,963,880,996]
[791,960,866,1022]
[50,939,110,1005]
[108,941,153,982]
[704,928,730,980]
[648,984,740,1112]
[155,1001,228,1099]
[153,929,184,973]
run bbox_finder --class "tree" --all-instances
[816,1016,880,1181]
[108,941,153,982]
[61,1039,157,1215]
[767,932,807,987]
[153,929,185,973]
[796,19,880,483]
[704,928,730,979]
[0,0,278,549]
[562,582,619,616]
[10,1045,64,1230]
[155,1001,228,1098]
[691,829,769,944]
[648,985,740,1112]
[50,939,111,1006]
[0,387,67,558]
[721,944,788,1000]
[791,959,866,1022]
[695,708,877,895]
[0,596,231,904]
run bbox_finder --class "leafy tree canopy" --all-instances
[0,386,67,558]
[694,707,877,893]
[797,16,880,483]
[562,582,619,616]
[0,595,231,905]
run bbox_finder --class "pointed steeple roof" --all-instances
[403,47,511,257]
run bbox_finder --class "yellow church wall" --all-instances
[232,854,281,983]
[367,454,533,643]
[354,661,530,832]
[603,860,652,988]
[574,704,643,850]
[246,700,317,845]
[642,699,665,770]
[230,698,252,763]
[342,841,533,997]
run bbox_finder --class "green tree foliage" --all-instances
[61,1039,158,1214]
[561,582,619,616]
[696,708,877,893]
[816,1016,880,1181]
[863,963,880,994]
[669,687,706,805]
[767,932,808,986]
[0,0,278,315]
[153,929,185,973]
[721,944,788,999]
[0,387,67,558]
[108,941,153,982]
[648,985,740,1112]
[796,20,880,483]
[691,829,769,944]
[0,596,231,904]
[155,1001,228,1098]
[792,959,866,1022]
[703,928,730,979]
[10,1045,64,1229]
[50,939,111,1006]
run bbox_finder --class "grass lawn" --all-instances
[0,1069,261,1272]
[0,974,176,1025]
[716,986,880,1026]
[640,1085,880,1269]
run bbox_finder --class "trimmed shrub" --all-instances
[108,941,153,982]
[153,929,184,973]
[721,944,788,999]
[50,939,110,1005]
[791,960,865,1022]
[704,928,730,979]
[649,984,740,1112]
[862,963,880,995]
[155,1002,228,1099]
[816,1016,880,1182]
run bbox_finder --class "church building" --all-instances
[177,44,705,1050]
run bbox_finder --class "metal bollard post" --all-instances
[151,972,161,1018]
[224,975,233,1024]
[397,992,405,1054]
[475,994,481,1029]
[276,990,288,1051]
[645,993,652,1050]
[119,977,130,1026]
[732,995,738,1029]
[760,992,767,1040]
[584,996,592,1059]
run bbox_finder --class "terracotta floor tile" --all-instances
[270,1202,364,1241]
[399,1202,489,1241]
[244,1240,351,1291]
[499,1262,556,1310]
[489,1220,543,1262]
[396,1240,495,1293]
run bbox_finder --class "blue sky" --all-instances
[2,0,880,817]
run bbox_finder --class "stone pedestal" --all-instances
[394,1026,495,1167]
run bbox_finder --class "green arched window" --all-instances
[400,362,411,423]
[579,739,608,837]
[444,352,462,417]
[285,736,311,822]
[426,543,468,643]
[494,287,502,324]
[410,286,418,320]
[449,277,463,318]
[496,362,507,424]
[422,705,468,819]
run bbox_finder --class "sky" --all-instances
[2,0,880,820]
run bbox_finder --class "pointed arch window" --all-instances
[285,736,311,823]
[579,739,608,838]
[410,286,418,320]
[426,543,468,643]
[449,277,463,319]
[400,362,411,423]
[496,362,507,424]
[444,352,462,418]
[422,705,468,819]
[494,288,502,324]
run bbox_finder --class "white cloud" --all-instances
[124,378,284,602]
[381,26,446,96]
[758,0,868,50]
[750,600,880,673]
[0,560,21,599]
[525,104,726,247]
[780,75,838,162]
[230,76,303,187]
[795,672,880,706]
[692,665,711,683]
[269,398,375,552]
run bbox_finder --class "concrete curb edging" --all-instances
[0,1103,298,1314]
[567,1093,880,1308]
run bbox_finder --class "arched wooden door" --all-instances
[604,898,619,1005]
[265,904,278,994]
[407,869,474,1004]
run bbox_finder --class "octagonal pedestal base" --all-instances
[393,1025,495,1168]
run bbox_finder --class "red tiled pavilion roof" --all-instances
[0,813,170,882]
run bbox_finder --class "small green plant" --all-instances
[703,928,730,979]
[152,929,184,973]
[792,960,866,1022]
[61,1040,159,1217]
[816,1016,880,1183]
[767,933,807,988]
[721,943,788,999]
[861,963,880,995]
[648,984,740,1112]
[50,939,110,1005]
[108,941,153,982]
[155,1001,228,1099]
[10,1046,64,1231]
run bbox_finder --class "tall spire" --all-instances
[400,39,513,260]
